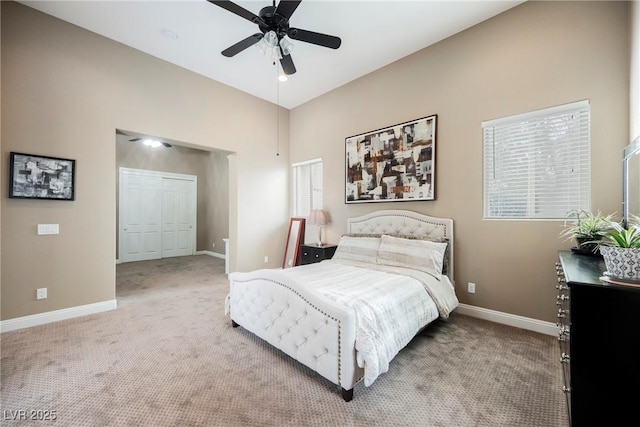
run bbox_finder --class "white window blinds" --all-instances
[482,100,590,219]
[293,158,323,217]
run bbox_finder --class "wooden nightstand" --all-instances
[300,244,337,265]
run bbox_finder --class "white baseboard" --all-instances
[196,250,226,260]
[0,299,117,333]
[456,303,558,336]
[0,299,555,336]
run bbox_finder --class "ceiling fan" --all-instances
[209,0,342,75]
[116,130,172,148]
[129,137,172,148]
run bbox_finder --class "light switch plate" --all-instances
[37,224,60,235]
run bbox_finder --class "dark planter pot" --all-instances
[575,236,599,255]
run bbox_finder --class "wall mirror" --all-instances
[282,217,305,269]
[623,136,640,227]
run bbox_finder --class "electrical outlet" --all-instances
[468,282,476,294]
[36,288,47,300]
[264,256,269,263]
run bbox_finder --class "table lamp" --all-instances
[308,209,327,246]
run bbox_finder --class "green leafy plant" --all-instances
[560,209,615,240]
[598,215,640,248]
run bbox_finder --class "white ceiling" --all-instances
[20,0,523,109]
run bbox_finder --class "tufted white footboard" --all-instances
[229,270,362,400]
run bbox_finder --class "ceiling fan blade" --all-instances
[287,28,341,49]
[208,0,265,26]
[275,0,302,20]
[280,52,296,75]
[222,33,263,57]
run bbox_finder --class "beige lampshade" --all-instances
[308,209,327,225]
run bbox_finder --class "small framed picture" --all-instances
[9,152,76,200]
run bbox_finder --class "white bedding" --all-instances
[264,259,458,386]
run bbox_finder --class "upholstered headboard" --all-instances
[347,210,454,283]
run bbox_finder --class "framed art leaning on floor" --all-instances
[345,115,436,203]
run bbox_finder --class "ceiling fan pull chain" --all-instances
[275,60,280,157]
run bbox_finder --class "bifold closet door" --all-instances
[162,178,194,258]
[119,169,196,263]
[120,172,163,262]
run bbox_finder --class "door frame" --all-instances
[118,167,197,263]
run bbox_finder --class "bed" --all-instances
[226,209,458,401]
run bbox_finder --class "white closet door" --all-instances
[119,172,162,262]
[119,168,197,263]
[162,178,195,258]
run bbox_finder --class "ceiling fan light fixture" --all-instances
[256,40,268,55]
[257,30,278,55]
[256,39,268,55]
[142,139,162,148]
[279,37,294,56]
[264,30,277,48]
[272,47,283,61]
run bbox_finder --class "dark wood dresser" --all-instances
[556,251,640,426]
[300,244,337,265]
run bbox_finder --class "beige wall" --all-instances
[290,1,630,323]
[0,3,3,317]
[116,137,230,256]
[205,150,230,255]
[632,1,640,141]
[0,2,289,320]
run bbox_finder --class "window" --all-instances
[482,100,590,220]
[293,158,323,217]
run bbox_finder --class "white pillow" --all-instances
[348,233,450,275]
[332,235,380,264]
[377,234,447,279]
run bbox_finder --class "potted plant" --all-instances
[560,209,614,255]
[597,215,640,281]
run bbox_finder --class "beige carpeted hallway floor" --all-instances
[1,255,569,426]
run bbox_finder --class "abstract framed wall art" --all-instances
[345,115,436,203]
[9,152,76,200]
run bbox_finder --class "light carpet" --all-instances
[1,255,568,426]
